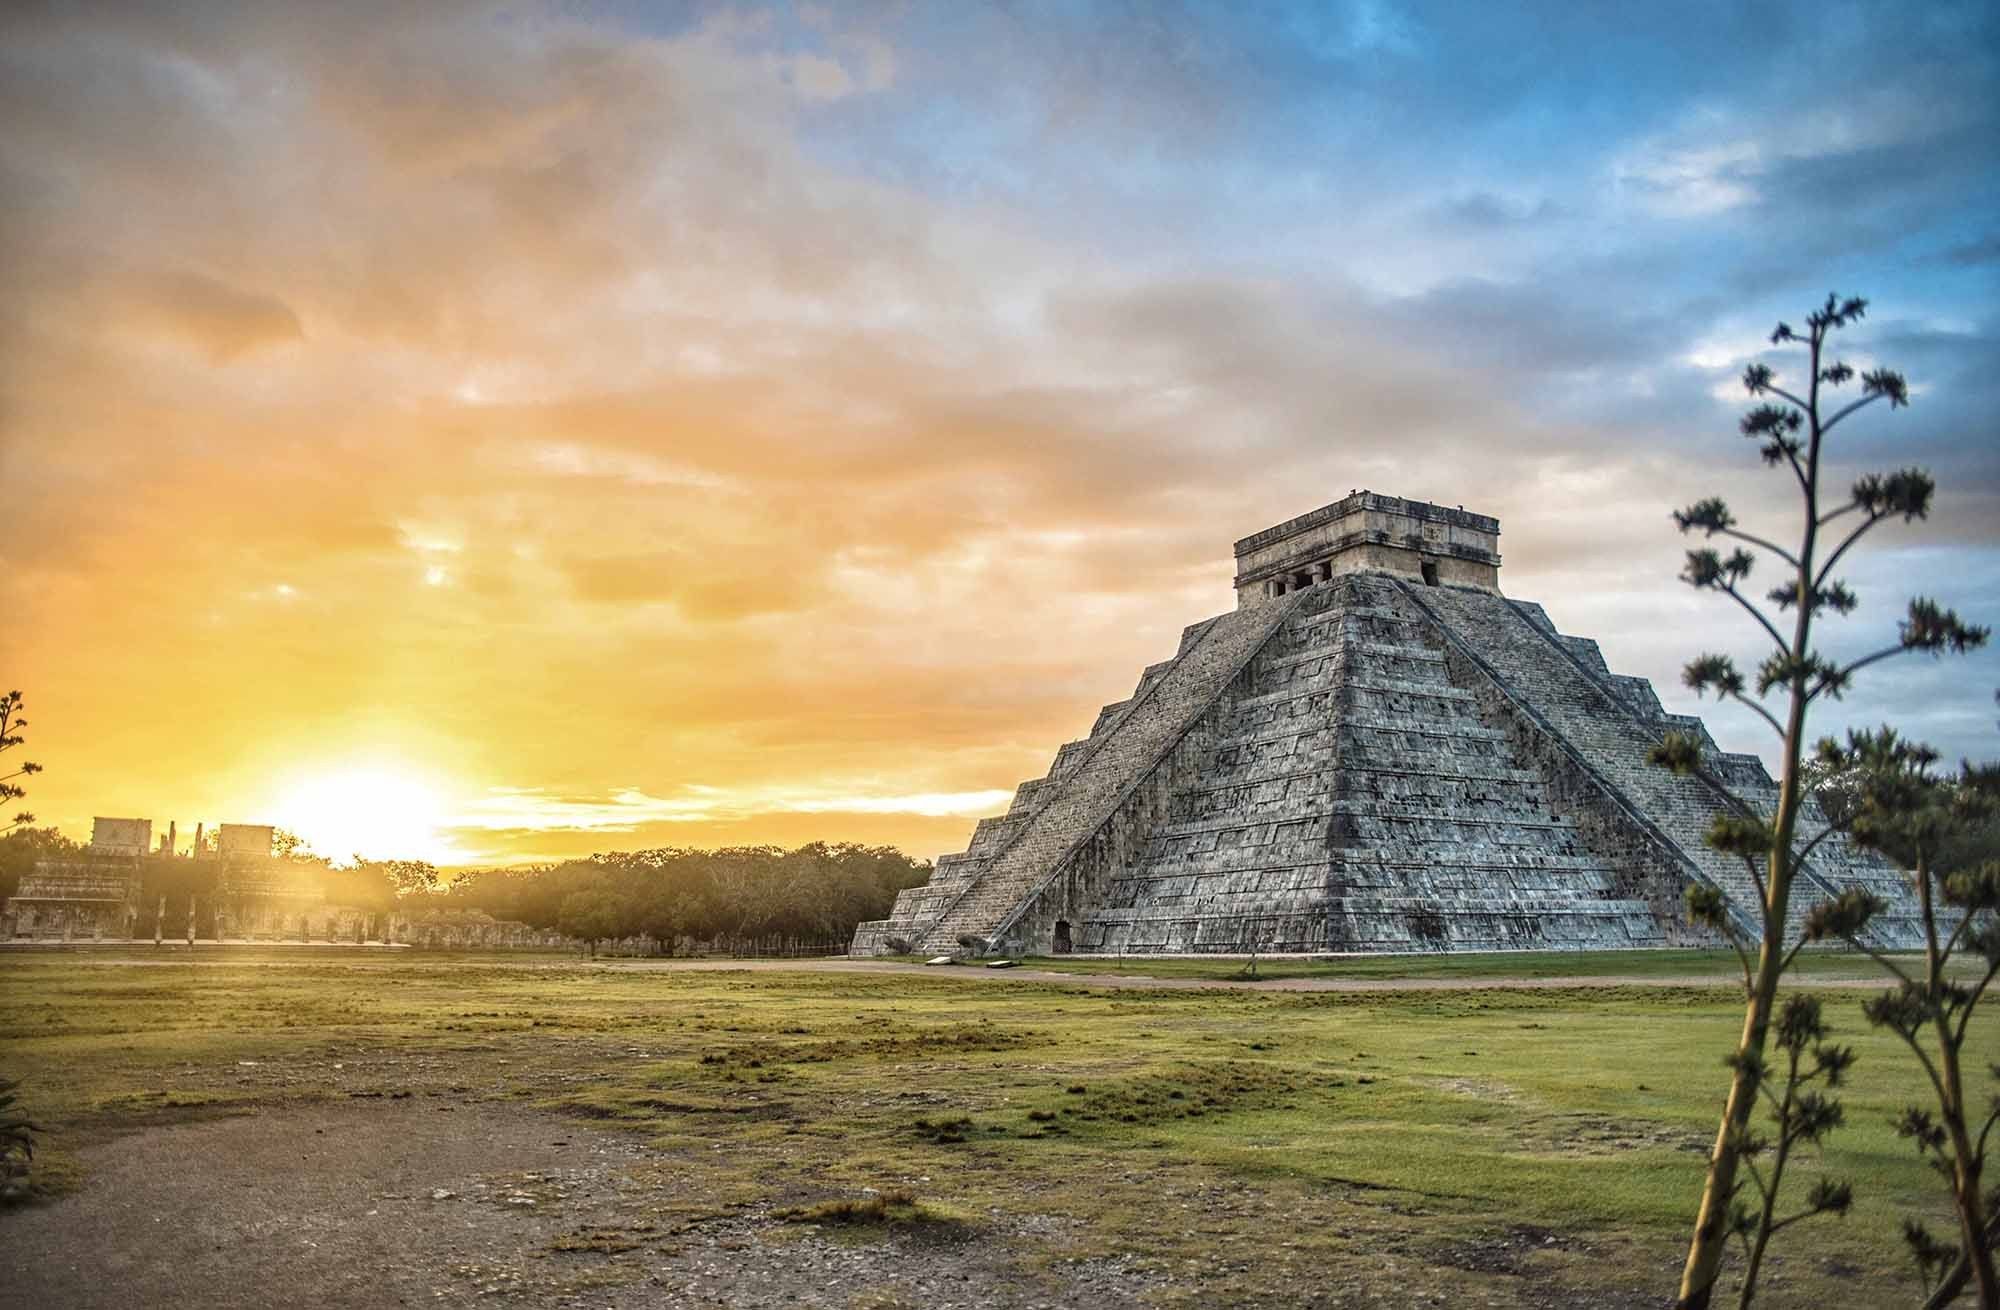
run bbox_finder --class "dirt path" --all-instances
[0,1100,1084,1310]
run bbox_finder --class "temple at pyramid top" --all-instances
[1235,491,1502,606]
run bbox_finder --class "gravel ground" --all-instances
[1,1094,1664,1309]
[1,1100,1120,1310]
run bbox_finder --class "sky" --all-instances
[3,0,1996,867]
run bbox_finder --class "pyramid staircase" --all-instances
[1081,576,1668,952]
[1403,582,1917,949]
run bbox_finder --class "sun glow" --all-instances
[270,767,465,865]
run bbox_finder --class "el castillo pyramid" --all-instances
[850,492,1925,959]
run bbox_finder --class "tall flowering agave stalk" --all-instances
[1655,295,1988,1309]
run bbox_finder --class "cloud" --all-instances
[3,0,1996,865]
[1612,136,1763,217]
[126,270,304,361]
[449,782,1017,835]
[518,441,730,489]
[784,52,853,101]
[1930,234,2000,267]
[1428,191,1566,230]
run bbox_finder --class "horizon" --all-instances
[5,1,1997,869]
[21,812,932,872]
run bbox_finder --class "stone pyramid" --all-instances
[849,493,1923,958]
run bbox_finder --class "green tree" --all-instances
[1803,731,2000,1307]
[0,690,41,836]
[556,887,622,957]
[269,829,331,868]
[436,843,930,952]
[349,857,440,897]
[1657,295,1988,1308]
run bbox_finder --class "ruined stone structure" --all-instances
[212,861,367,942]
[850,492,1925,958]
[397,908,566,950]
[6,853,144,940]
[4,818,551,947]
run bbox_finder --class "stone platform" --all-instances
[851,492,1923,958]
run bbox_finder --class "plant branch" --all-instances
[1924,1209,2000,1310]
[1740,1153,1771,1203]
[1791,824,1839,866]
[1767,1201,1837,1235]
[1729,935,1754,995]
[1813,513,1885,593]
[1720,583,1791,654]
[1726,689,1786,738]
[1892,1027,1950,1108]
[1952,957,2000,1049]
[1941,909,1976,970]
[1818,391,1885,436]
[1717,527,1803,570]
[1821,644,1909,694]
[1783,444,1809,496]
[1853,941,1917,988]
[1778,938,1806,974]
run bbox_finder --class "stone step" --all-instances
[1151,803,1583,839]
[913,593,1304,953]
[1404,582,1818,943]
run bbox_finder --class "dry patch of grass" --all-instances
[777,1188,961,1232]
[542,1224,655,1255]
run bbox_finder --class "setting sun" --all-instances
[269,767,462,865]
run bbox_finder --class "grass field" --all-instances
[2,948,1990,1307]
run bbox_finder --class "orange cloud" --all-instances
[5,2,1991,867]
[128,270,304,362]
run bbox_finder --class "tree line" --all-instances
[0,827,928,953]
[425,842,930,951]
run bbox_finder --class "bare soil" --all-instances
[2,1092,1658,1310]
[2,1099,1077,1309]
